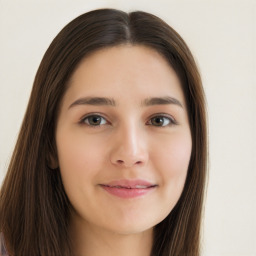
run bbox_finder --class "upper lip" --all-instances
[100,179,157,189]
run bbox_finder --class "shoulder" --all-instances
[0,233,9,256]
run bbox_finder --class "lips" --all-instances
[99,179,157,198]
[104,185,153,189]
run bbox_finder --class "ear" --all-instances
[47,152,59,170]
[46,134,59,169]
[46,141,59,170]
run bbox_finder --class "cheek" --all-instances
[56,130,106,187]
[151,131,192,191]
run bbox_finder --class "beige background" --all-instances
[0,0,255,255]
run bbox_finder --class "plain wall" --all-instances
[0,0,255,255]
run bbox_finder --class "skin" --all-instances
[55,45,192,256]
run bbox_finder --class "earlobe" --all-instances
[47,152,59,170]
[46,138,59,169]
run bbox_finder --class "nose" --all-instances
[109,124,148,168]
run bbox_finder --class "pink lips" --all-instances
[99,179,157,199]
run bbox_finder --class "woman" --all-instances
[0,8,207,256]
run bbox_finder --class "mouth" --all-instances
[101,184,157,189]
[99,179,158,198]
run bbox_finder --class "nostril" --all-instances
[116,160,142,166]
[115,159,142,167]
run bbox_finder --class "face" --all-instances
[55,45,192,235]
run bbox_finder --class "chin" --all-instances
[101,213,167,236]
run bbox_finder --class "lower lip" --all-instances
[100,185,156,199]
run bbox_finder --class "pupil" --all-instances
[90,116,101,125]
[153,117,163,126]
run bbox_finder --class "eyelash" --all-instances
[79,114,109,127]
[146,114,177,127]
[79,113,177,128]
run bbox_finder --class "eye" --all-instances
[80,115,108,126]
[147,115,176,127]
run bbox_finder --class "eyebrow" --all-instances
[68,96,183,109]
[69,97,116,108]
[142,96,183,108]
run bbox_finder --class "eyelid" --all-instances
[79,113,110,126]
[146,113,178,126]
[78,112,177,127]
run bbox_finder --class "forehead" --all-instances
[63,45,185,107]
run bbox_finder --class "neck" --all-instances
[70,215,153,256]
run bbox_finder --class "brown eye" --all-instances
[81,115,107,126]
[148,116,174,127]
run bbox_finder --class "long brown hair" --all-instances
[0,8,207,256]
